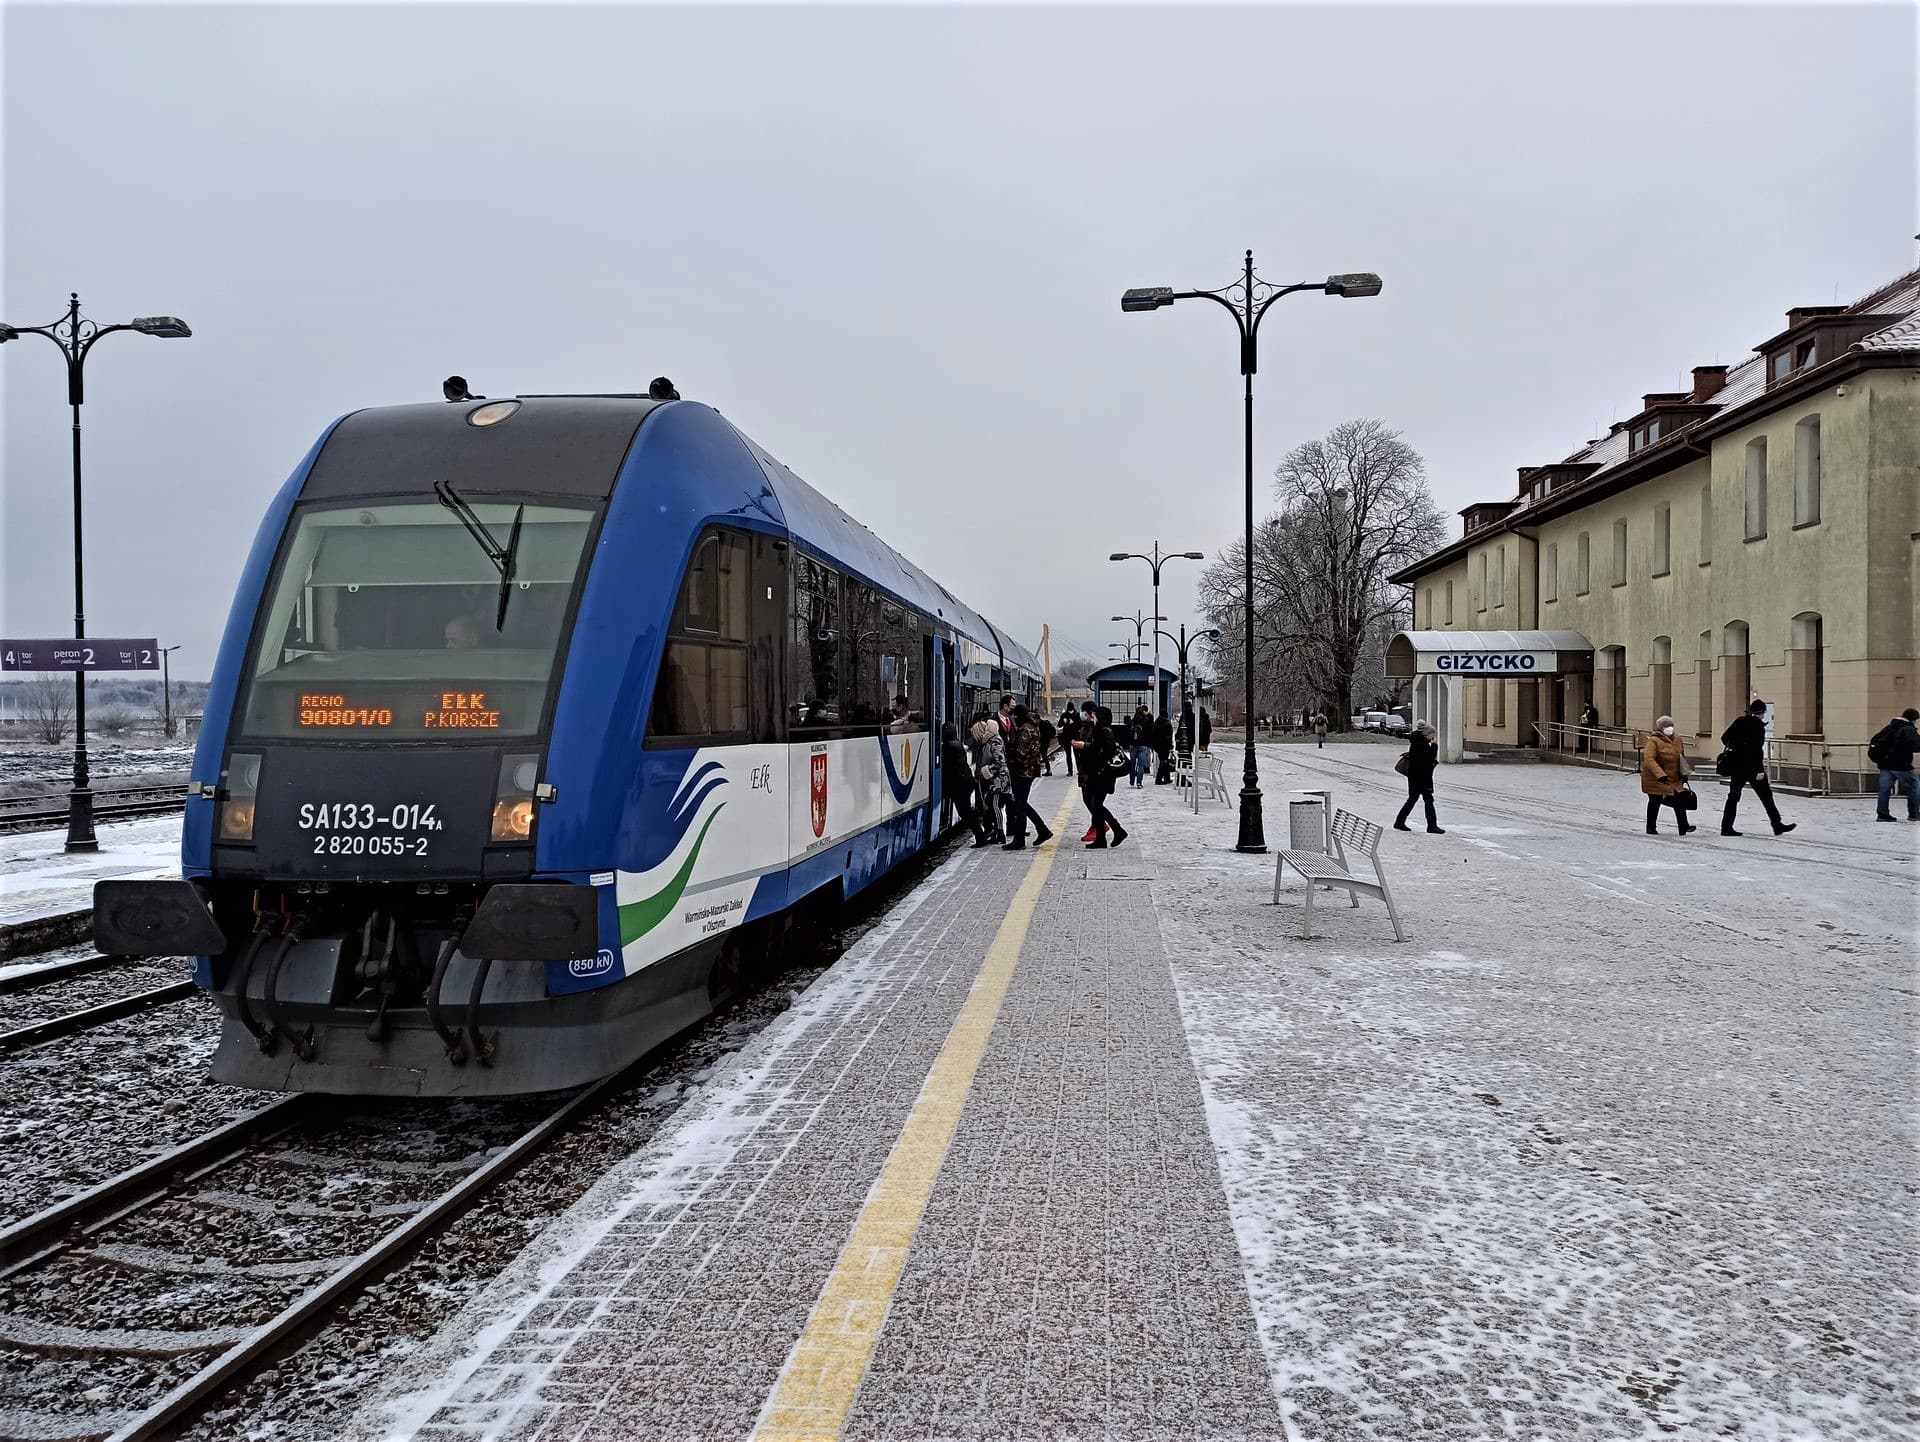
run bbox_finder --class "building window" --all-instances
[1576,532,1590,594]
[1493,678,1506,728]
[1744,438,1769,539]
[1652,505,1671,576]
[1629,417,1663,452]
[1475,678,1487,726]
[1794,415,1822,527]
[1474,554,1486,612]
[1445,578,1455,624]
[1611,519,1627,587]
[1544,543,1559,603]
[1494,548,1506,608]
[1699,484,1712,565]
[1769,340,1817,385]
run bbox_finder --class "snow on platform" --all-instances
[0,816,180,952]
[345,748,1914,1441]
[1151,742,1916,1440]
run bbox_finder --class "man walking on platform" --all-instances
[1128,705,1153,788]
[1313,712,1328,748]
[1003,705,1053,850]
[1057,704,1079,777]
[1869,706,1920,821]
[1720,698,1795,837]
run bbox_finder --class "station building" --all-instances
[1389,256,1920,764]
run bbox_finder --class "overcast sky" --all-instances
[3,2,1912,682]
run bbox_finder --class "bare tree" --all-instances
[20,675,74,745]
[93,702,139,738]
[1198,419,1442,726]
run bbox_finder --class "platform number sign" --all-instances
[0,638,161,672]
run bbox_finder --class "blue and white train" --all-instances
[95,386,1041,1095]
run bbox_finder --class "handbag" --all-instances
[1674,786,1698,811]
[1106,745,1131,775]
[1393,754,1409,776]
[1714,748,1735,778]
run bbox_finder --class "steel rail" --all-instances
[0,951,123,995]
[0,1096,313,1271]
[110,1065,636,1442]
[0,979,198,1057]
[0,791,186,834]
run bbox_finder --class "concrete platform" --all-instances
[353,751,1915,1442]
[0,816,179,956]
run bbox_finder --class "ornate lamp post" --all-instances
[1110,545,1204,718]
[1121,254,1380,851]
[1155,624,1221,728]
[0,295,192,851]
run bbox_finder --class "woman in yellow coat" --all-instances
[1640,715,1694,835]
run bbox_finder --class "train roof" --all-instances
[304,393,1040,676]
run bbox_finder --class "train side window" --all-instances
[648,530,751,743]
[790,553,842,729]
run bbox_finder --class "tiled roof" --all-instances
[1552,262,1918,473]
[1394,257,1919,585]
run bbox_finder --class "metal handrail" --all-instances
[1532,721,1875,796]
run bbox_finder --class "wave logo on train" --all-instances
[619,761,730,948]
[882,734,917,805]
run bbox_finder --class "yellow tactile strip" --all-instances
[750,791,1078,1442]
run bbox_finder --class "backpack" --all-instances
[1867,723,1894,768]
[1038,719,1056,748]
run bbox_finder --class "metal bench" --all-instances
[1272,807,1406,942]
[1201,751,1229,806]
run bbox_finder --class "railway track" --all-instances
[0,785,186,835]
[0,1073,630,1442]
[0,954,198,1059]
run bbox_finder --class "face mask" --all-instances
[1661,726,1674,736]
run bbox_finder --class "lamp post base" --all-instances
[1234,786,1266,853]
[65,787,99,853]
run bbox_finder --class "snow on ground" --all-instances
[1136,743,1916,1441]
[0,816,181,931]
[343,844,977,1440]
[0,739,195,793]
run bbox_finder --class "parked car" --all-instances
[1380,714,1410,734]
[1361,711,1389,731]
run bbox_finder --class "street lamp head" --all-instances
[0,325,16,344]
[1108,552,1131,562]
[1324,273,1383,299]
[1110,615,1130,623]
[1120,287,1175,313]
[130,316,192,338]
[1205,629,1221,640]
[1182,551,1205,560]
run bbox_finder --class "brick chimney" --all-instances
[1641,392,1687,411]
[1690,365,1728,401]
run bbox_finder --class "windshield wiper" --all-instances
[495,505,524,632]
[433,479,525,631]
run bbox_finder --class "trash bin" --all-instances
[1289,798,1326,852]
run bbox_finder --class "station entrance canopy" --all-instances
[1385,630,1593,678]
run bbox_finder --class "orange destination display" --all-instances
[298,695,394,728]
[425,691,502,730]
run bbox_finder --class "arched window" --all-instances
[1695,630,1714,735]
[1599,645,1627,727]
[1650,636,1673,719]
[1789,612,1824,735]
[1719,621,1751,729]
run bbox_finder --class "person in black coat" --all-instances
[1152,711,1177,784]
[1057,706,1079,777]
[1198,706,1212,752]
[1870,707,1920,820]
[941,721,993,847]
[1393,721,1445,833]
[1720,698,1795,837]
[1071,702,1128,848]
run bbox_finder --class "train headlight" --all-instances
[491,752,540,842]
[219,752,261,842]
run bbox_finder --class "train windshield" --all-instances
[237,499,595,740]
